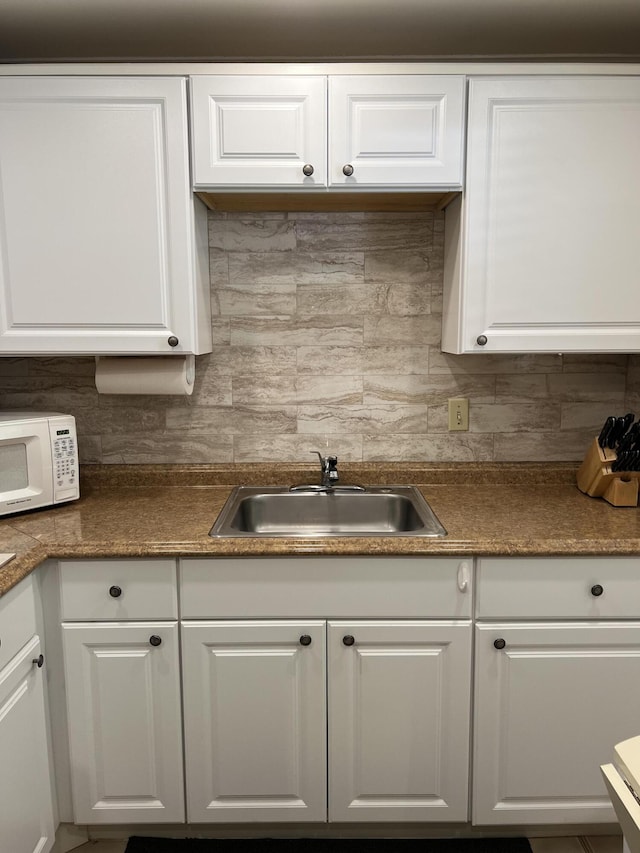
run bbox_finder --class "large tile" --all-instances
[495,429,595,461]
[361,346,431,375]
[296,346,364,375]
[496,374,550,403]
[230,316,363,347]
[295,217,434,252]
[101,433,234,464]
[209,218,296,252]
[232,374,297,405]
[563,354,628,374]
[561,402,619,431]
[166,405,297,434]
[363,314,442,346]
[219,283,296,316]
[229,251,364,286]
[296,283,384,315]
[207,346,297,376]
[547,373,626,403]
[295,375,363,405]
[364,374,495,405]
[234,433,363,462]
[363,433,495,461]
[297,403,429,434]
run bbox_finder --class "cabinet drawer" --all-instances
[0,575,37,670]
[59,559,178,620]
[180,557,472,619]
[476,557,640,619]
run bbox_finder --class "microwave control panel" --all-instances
[50,417,79,502]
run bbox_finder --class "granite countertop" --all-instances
[1,462,640,598]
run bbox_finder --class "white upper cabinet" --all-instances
[0,77,211,355]
[190,74,465,190]
[329,75,464,188]
[442,76,640,354]
[190,76,327,188]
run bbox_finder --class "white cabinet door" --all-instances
[328,620,472,822]
[190,76,327,187]
[0,636,55,853]
[0,77,210,355]
[62,621,184,824]
[329,76,465,188]
[182,620,326,822]
[442,76,640,353]
[473,622,640,825]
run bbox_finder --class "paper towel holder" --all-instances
[94,354,196,395]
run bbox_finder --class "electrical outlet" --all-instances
[448,397,469,431]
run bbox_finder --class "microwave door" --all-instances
[0,423,53,513]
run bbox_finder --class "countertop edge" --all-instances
[1,461,639,598]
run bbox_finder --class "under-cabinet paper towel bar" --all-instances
[94,355,195,395]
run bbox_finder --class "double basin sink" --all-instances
[210,485,447,538]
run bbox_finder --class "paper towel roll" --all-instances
[95,355,195,395]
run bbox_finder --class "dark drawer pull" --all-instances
[299,635,312,646]
[494,638,506,650]
[342,635,355,646]
[32,654,44,668]
[109,585,122,598]
[149,635,162,647]
[591,584,604,597]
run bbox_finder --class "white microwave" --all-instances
[0,412,79,517]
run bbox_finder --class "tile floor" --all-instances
[72,837,623,853]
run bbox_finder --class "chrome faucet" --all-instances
[312,451,339,487]
[289,450,365,493]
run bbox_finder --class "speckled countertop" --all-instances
[1,462,640,598]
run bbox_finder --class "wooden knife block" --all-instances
[576,438,640,507]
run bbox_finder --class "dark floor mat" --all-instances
[125,838,533,853]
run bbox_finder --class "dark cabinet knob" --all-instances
[591,584,604,597]
[299,635,312,646]
[494,638,506,650]
[342,635,355,646]
[149,635,162,647]
[168,336,179,347]
[32,654,44,668]
[109,585,122,598]
[477,335,488,346]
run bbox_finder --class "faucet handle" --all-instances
[326,455,339,481]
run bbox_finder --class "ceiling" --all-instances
[1,0,640,63]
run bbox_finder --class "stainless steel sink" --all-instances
[209,485,447,538]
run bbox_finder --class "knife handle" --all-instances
[598,416,616,448]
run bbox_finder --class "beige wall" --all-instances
[0,209,633,464]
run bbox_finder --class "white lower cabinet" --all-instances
[182,620,327,822]
[62,621,185,824]
[59,557,184,825]
[52,553,640,832]
[0,635,55,853]
[179,556,473,824]
[473,557,640,826]
[328,620,471,822]
[473,621,640,825]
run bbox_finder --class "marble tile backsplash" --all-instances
[0,209,635,464]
